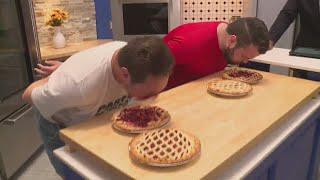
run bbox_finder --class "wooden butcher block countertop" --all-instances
[40,39,111,61]
[60,70,320,180]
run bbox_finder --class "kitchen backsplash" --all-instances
[181,0,249,24]
[32,0,97,47]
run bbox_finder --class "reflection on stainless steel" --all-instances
[110,0,181,41]
[123,3,168,35]
[0,53,29,101]
[0,106,42,179]
[20,0,41,74]
[0,0,40,121]
[0,0,42,179]
[0,155,6,180]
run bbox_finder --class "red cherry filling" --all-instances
[118,106,162,127]
[229,70,254,78]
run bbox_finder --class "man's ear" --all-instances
[227,35,237,49]
[120,67,131,85]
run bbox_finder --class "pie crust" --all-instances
[207,80,252,97]
[129,128,201,167]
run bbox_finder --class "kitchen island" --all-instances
[252,48,320,73]
[54,69,320,180]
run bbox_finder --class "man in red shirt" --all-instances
[35,18,269,92]
[164,17,270,89]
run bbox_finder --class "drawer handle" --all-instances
[3,105,32,126]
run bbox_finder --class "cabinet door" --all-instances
[273,123,316,180]
[0,106,42,178]
[245,169,270,180]
[245,119,318,180]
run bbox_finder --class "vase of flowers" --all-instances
[46,9,69,49]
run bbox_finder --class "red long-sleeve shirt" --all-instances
[164,22,227,90]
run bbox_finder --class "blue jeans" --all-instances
[37,112,83,180]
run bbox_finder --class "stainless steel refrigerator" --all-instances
[0,0,42,179]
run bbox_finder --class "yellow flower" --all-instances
[46,9,69,26]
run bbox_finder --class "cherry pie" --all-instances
[223,68,263,84]
[129,128,201,167]
[112,105,170,133]
[207,80,252,97]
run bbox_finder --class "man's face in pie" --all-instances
[223,44,260,65]
[126,74,169,100]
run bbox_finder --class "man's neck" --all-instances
[217,23,228,51]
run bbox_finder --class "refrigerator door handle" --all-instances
[3,105,32,126]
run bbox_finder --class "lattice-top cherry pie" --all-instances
[207,80,252,97]
[129,128,201,167]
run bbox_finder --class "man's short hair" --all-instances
[118,36,174,83]
[227,17,270,54]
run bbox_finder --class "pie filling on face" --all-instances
[113,105,170,133]
[129,128,201,166]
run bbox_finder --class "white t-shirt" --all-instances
[32,41,129,126]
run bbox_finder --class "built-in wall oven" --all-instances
[0,0,42,179]
[110,0,258,41]
[111,0,181,41]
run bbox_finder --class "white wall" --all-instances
[256,0,295,49]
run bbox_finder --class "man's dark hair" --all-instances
[226,17,270,54]
[118,36,174,83]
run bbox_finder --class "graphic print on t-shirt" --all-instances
[96,96,130,115]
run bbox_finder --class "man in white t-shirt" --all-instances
[22,37,174,178]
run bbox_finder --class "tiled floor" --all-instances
[11,148,61,180]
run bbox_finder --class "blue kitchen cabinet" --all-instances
[245,108,320,180]
[93,0,113,39]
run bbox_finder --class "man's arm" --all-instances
[22,77,48,104]
[23,61,62,104]
[269,0,298,45]
[22,70,83,121]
